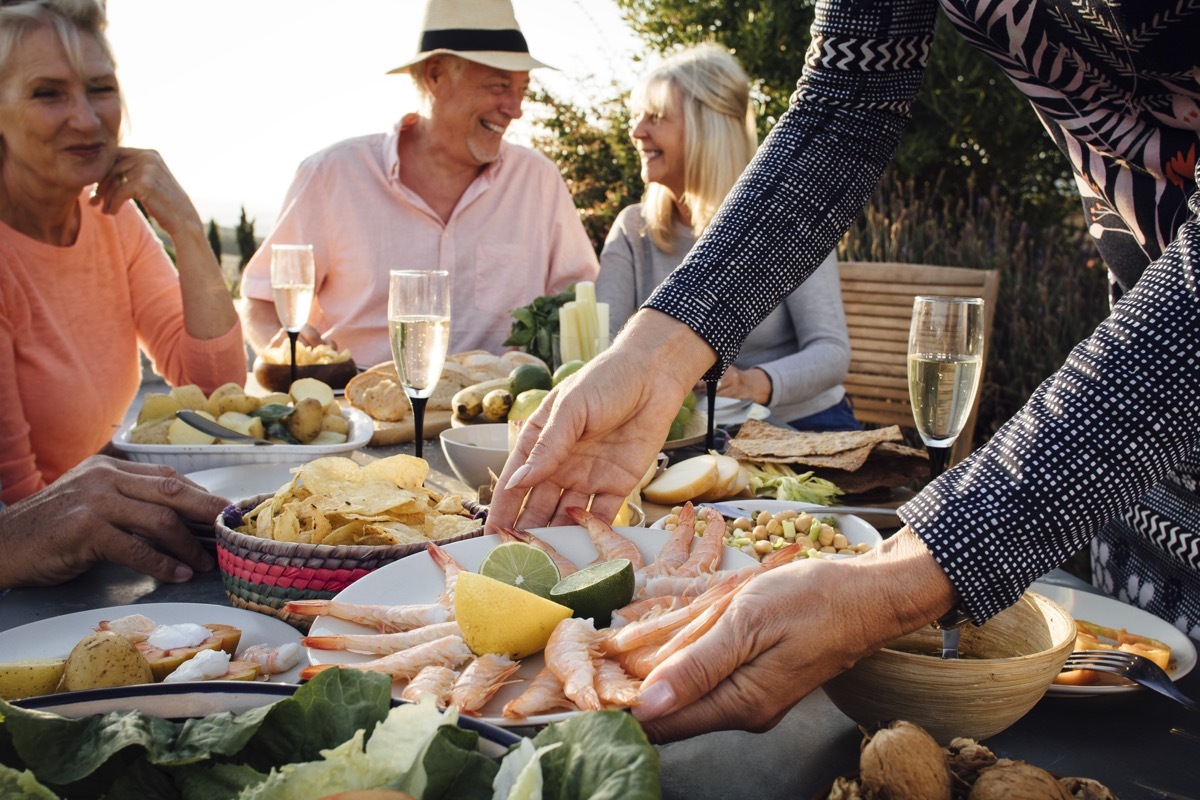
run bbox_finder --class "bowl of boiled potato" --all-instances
[112,377,372,472]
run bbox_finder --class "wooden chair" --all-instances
[838,261,1000,465]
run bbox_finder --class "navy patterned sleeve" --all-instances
[643,0,939,379]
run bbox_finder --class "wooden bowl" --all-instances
[823,591,1075,743]
[252,356,358,393]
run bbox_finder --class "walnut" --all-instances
[859,721,952,800]
[968,760,1072,799]
[826,776,866,800]
[1058,776,1119,800]
[945,736,998,789]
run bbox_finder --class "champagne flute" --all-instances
[388,270,451,459]
[908,296,984,659]
[907,296,985,479]
[270,244,315,388]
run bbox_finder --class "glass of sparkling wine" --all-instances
[270,244,315,389]
[388,270,451,459]
[907,296,985,479]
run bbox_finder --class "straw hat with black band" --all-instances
[388,0,554,74]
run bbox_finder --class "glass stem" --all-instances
[705,379,718,451]
[287,330,300,388]
[411,396,427,460]
[927,445,952,479]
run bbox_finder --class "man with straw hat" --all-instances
[239,0,598,367]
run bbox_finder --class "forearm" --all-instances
[615,309,718,392]
[238,296,284,354]
[172,222,239,340]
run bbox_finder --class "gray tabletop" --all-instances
[3,440,1199,798]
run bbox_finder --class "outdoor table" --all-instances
[3,438,1198,798]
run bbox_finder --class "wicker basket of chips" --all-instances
[213,456,486,631]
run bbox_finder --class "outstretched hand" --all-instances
[487,310,717,532]
[0,456,222,589]
[631,529,958,743]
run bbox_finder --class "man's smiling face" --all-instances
[431,58,530,167]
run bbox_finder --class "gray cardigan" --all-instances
[597,204,851,424]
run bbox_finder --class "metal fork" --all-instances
[1062,650,1200,712]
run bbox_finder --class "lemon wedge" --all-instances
[455,572,573,658]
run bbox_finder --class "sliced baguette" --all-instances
[642,455,720,505]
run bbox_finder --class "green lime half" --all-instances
[478,542,561,600]
[549,558,635,628]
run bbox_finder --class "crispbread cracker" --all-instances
[812,442,929,493]
[726,419,902,461]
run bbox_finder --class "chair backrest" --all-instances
[838,261,999,465]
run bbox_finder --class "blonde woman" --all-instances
[597,44,857,431]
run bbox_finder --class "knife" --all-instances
[176,409,274,445]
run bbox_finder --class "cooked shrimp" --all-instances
[672,507,726,576]
[238,642,302,674]
[299,635,473,682]
[449,654,522,715]
[595,658,641,708]
[426,542,465,609]
[615,644,661,681]
[283,599,450,632]
[544,617,603,711]
[499,527,578,577]
[610,595,691,628]
[642,542,799,597]
[502,667,573,719]
[96,614,156,642]
[645,502,696,577]
[601,574,741,654]
[400,665,459,708]
[564,506,645,569]
[302,621,462,655]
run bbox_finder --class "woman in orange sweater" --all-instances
[0,0,246,504]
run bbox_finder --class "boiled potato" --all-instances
[260,392,293,406]
[0,658,67,700]
[61,631,153,692]
[285,397,324,443]
[217,411,266,440]
[137,392,183,424]
[310,430,349,445]
[321,412,349,436]
[169,384,209,411]
[167,413,217,445]
[216,392,261,416]
[205,382,247,416]
[128,417,172,445]
[290,377,336,410]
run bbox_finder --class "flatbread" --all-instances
[726,419,902,462]
[811,442,930,493]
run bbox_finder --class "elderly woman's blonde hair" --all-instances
[0,0,114,83]
[631,43,757,253]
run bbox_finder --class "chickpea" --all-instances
[765,518,783,535]
[663,514,680,528]
[832,532,850,550]
[837,548,856,556]
[796,513,815,530]
[756,510,773,527]
[671,506,685,515]
[779,509,799,520]
[820,545,837,553]
[732,516,753,531]
[753,540,774,555]
[695,520,708,535]
[818,524,836,547]
[752,525,770,541]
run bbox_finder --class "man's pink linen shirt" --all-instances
[0,195,246,504]
[241,117,599,366]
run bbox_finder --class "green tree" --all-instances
[530,85,643,254]
[207,219,222,262]
[235,206,257,269]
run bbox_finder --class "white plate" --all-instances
[307,527,757,727]
[13,682,520,757]
[111,407,373,473]
[649,501,883,558]
[184,462,301,503]
[1032,582,1199,697]
[710,397,770,427]
[0,602,305,689]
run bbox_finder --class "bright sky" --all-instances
[105,0,646,229]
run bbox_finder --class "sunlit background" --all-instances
[105,0,644,229]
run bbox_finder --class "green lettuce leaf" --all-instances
[492,739,562,800]
[0,762,59,799]
[531,711,661,800]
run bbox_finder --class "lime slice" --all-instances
[478,541,562,599]
[549,558,636,628]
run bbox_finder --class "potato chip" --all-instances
[431,514,480,539]
[298,457,365,496]
[272,507,301,542]
[361,454,428,489]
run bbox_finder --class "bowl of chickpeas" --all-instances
[650,501,882,562]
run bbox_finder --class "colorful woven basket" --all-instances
[214,494,486,631]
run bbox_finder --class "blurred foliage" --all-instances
[236,205,257,269]
[207,219,223,262]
